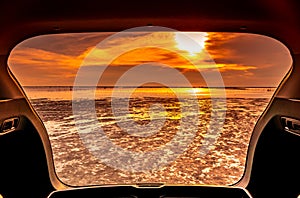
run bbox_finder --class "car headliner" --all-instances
[0,0,300,55]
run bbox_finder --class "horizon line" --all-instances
[23,85,277,88]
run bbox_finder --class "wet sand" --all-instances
[30,93,270,186]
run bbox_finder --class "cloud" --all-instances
[18,33,111,56]
[8,32,292,87]
[205,32,292,86]
[8,46,89,85]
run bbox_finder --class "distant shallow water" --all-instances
[26,87,271,186]
[24,87,276,100]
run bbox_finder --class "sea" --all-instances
[24,86,275,186]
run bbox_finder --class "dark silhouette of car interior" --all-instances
[0,0,299,197]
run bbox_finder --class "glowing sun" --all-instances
[175,32,208,56]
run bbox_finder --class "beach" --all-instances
[26,87,272,186]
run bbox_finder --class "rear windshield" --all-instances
[8,29,292,186]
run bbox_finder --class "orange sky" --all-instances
[8,32,292,87]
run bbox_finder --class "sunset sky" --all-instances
[8,31,292,87]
